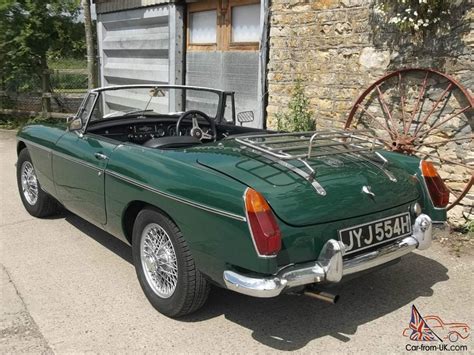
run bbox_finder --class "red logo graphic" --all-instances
[402,305,470,342]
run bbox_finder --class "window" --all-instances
[231,4,261,43]
[189,10,217,44]
[77,93,97,122]
[187,0,261,51]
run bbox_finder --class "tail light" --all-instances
[421,161,449,208]
[244,188,281,256]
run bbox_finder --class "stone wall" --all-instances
[267,0,473,127]
[266,0,473,225]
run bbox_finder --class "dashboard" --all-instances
[87,117,264,147]
[92,120,212,144]
[129,123,192,143]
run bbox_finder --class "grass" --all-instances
[48,58,87,70]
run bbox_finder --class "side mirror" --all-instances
[237,111,254,126]
[68,117,83,131]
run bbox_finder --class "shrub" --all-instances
[276,80,315,132]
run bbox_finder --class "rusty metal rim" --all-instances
[344,68,473,210]
[344,68,474,129]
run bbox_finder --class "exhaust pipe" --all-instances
[304,290,339,304]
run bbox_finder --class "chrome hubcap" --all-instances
[140,223,178,298]
[21,161,38,205]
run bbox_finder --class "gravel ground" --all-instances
[1,129,473,354]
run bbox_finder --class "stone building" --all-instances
[93,0,473,223]
[93,0,472,128]
[266,0,473,128]
[264,0,473,224]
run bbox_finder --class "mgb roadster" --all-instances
[16,85,447,317]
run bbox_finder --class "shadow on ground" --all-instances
[64,211,449,351]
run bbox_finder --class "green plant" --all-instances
[373,0,460,34]
[0,1,84,91]
[464,220,474,235]
[0,114,60,130]
[276,80,315,132]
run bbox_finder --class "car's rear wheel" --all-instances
[132,208,210,317]
[16,148,59,218]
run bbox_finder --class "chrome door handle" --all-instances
[94,152,108,160]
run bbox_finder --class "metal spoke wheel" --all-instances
[21,161,39,205]
[140,223,179,298]
[16,148,59,218]
[345,68,473,213]
[132,208,210,317]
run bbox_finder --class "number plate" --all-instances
[338,212,412,256]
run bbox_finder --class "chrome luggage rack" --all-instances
[234,129,389,196]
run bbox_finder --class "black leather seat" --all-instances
[143,136,202,149]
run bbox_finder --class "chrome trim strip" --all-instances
[53,150,102,172]
[18,138,52,153]
[265,154,326,195]
[106,170,247,222]
[18,138,245,222]
[343,237,418,275]
[353,151,397,182]
[90,84,228,95]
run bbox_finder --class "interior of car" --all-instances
[87,110,265,149]
[78,86,267,149]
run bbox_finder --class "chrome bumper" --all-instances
[224,214,432,298]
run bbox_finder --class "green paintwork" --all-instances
[193,141,420,226]
[16,121,446,287]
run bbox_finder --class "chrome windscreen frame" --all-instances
[75,84,236,133]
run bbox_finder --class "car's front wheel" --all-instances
[132,208,210,317]
[16,148,59,218]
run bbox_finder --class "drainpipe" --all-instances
[259,0,271,129]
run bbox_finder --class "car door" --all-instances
[53,93,116,226]
[53,132,117,225]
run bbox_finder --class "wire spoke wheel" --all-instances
[140,223,178,299]
[21,161,39,205]
[345,68,473,215]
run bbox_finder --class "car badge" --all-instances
[362,185,375,198]
[324,157,344,168]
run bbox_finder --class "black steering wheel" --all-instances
[176,110,216,142]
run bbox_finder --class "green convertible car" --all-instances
[16,85,448,317]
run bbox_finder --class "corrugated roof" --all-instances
[95,0,176,14]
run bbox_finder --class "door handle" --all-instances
[94,152,108,160]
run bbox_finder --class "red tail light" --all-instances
[421,161,449,208]
[244,188,281,256]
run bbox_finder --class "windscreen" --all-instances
[89,87,221,122]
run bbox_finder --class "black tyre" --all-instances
[16,148,59,218]
[132,208,210,317]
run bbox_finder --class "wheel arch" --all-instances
[17,141,27,155]
[121,200,176,244]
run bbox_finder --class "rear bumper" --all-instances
[224,214,432,298]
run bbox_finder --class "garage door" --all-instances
[96,4,183,114]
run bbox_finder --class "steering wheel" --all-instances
[176,110,216,142]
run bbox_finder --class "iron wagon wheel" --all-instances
[344,68,473,212]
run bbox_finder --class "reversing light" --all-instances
[420,161,449,208]
[244,188,282,256]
